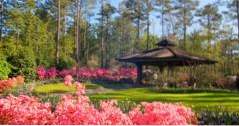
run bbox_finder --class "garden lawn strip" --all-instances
[33,83,102,94]
[89,88,239,112]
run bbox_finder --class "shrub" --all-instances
[215,77,233,89]
[0,76,25,92]
[40,95,61,110]
[2,80,32,97]
[0,79,15,92]
[7,48,36,80]
[37,66,58,80]
[0,80,197,125]
[0,95,54,125]
[15,76,24,85]
[58,68,75,78]
[47,67,57,79]
[177,73,190,83]
[129,102,197,125]
[37,66,137,83]
[56,57,76,70]
[36,66,46,80]
[0,60,12,80]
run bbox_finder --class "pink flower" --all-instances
[58,69,72,78]
[98,100,132,125]
[0,95,54,125]
[47,67,58,79]
[129,102,197,125]
[64,75,73,86]
[0,80,197,125]
[36,66,46,80]
[37,66,138,82]
[75,82,85,95]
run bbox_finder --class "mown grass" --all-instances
[33,82,239,112]
[33,82,101,94]
[89,88,239,112]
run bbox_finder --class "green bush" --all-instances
[7,47,36,80]
[0,60,12,80]
[56,56,76,70]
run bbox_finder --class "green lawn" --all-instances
[33,82,102,94]
[33,82,239,112]
[89,88,239,112]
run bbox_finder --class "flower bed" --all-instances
[0,77,197,125]
[0,76,24,92]
[37,66,137,82]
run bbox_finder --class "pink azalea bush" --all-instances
[36,66,137,82]
[129,102,197,125]
[0,95,54,124]
[37,66,58,80]
[47,67,57,79]
[53,94,99,125]
[98,100,132,125]
[36,66,46,80]
[0,79,197,125]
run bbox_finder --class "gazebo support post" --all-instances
[136,64,143,85]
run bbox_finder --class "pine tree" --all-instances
[226,0,239,40]
[154,0,173,38]
[122,0,147,52]
[173,0,198,48]
[144,0,153,50]
[196,4,222,45]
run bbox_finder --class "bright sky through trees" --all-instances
[92,0,230,37]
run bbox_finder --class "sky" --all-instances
[92,0,232,38]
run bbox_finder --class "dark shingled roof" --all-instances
[117,39,217,67]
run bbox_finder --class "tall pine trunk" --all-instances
[135,0,141,52]
[0,2,3,42]
[146,0,150,50]
[236,0,239,41]
[56,0,61,65]
[161,0,165,38]
[100,0,105,68]
[183,3,187,49]
[105,16,109,68]
[136,17,140,51]
[75,0,81,65]
[207,14,211,46]
[83,22,87,65]
[86,15,91,66]
[75,0,82,80]
[183,24,187,48]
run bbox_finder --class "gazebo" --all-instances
[117,39,217,84]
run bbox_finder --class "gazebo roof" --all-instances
[117,39,217,67]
